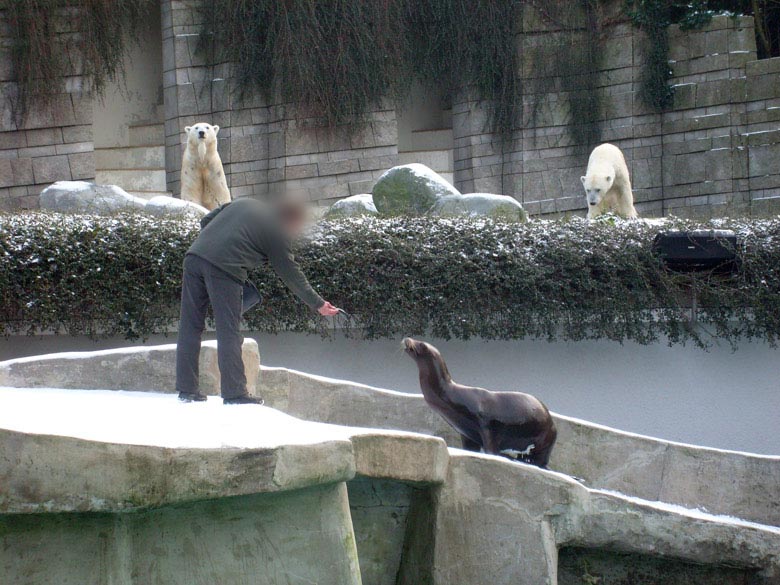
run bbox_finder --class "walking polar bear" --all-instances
[181,122,231,210]
[581,143,638,219]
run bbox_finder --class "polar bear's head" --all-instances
[185,122,219,146]
[580,173,613,208]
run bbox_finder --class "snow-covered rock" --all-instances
[325,194,378,218]
[40,181,147,215]
[372,163,460,216]
[144,195,208,220]
[430,193,528,222]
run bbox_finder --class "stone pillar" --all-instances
[451,87,506,196]
[161,0,268,200]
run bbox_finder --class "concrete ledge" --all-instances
[0,385,453,514]
[0,427,355,513]
[0,339,260,396]
[433,451,780,584]
[261,366,457,441]
[0,389,357,513]
[568,489,780,576]
[262,365,780,528]
[2,342,776,528]
[350,431,449,484]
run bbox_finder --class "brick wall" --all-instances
[0,7,95,211]
[161,0,398,208]
[453,11,780,218]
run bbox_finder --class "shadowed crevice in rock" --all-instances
[558,547,758,585]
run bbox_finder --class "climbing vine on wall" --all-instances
[202,0,774,137]
[198,0,527,134]
[525,0,605,151]
[199,0,409,126]
[4,0,154,123]
[624,0,764,112]
[199,0,615,142]
[625,0,680,111]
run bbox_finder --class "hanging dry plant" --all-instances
[199,0,610,145]
[5,0,154,124]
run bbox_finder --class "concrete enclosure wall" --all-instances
[1,342,778,527]
[257,365,780,528]
[2,485,361,585]
[2,344,780,585]
[1,4,779,213]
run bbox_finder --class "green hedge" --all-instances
[1,212,779,348]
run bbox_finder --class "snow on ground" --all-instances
[0,387,353,450]
[0,344,179,365]
[594,489,780,533]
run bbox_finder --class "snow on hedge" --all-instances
[1,211,779,347]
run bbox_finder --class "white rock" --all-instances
[431,193,528,222]
[144,195,208,219]
[325,194,378,218]
[40,181,147,215]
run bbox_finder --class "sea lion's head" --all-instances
[403,337,452,385]
[403,337,443,365]
[403,337,432,358]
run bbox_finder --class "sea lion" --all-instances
[403,337,557,468]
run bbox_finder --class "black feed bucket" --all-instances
[652,230,738,274]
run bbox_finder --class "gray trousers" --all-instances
[175,254,247,399]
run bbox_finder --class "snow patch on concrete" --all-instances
[0,387,353,449]
[593,488,780,534]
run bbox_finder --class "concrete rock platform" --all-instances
[1,343,779,584]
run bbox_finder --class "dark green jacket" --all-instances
[187,198,325,309]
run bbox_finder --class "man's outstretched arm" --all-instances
[266,239,339,315]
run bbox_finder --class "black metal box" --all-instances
[652,230,738,273]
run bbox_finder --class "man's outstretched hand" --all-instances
[318,301,340,316]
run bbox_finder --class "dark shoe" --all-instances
[178,392,207,403]
[223,395,265,405]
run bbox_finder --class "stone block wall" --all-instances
[0,3,778,216]
[161,0,398,207]
[0,7,95,211]
[454,12,780,217]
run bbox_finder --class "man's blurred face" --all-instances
[282,217,305,239]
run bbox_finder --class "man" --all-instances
[176,197,340,404]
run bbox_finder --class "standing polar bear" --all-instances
[181,122,231,210]
[581,143,638,219]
